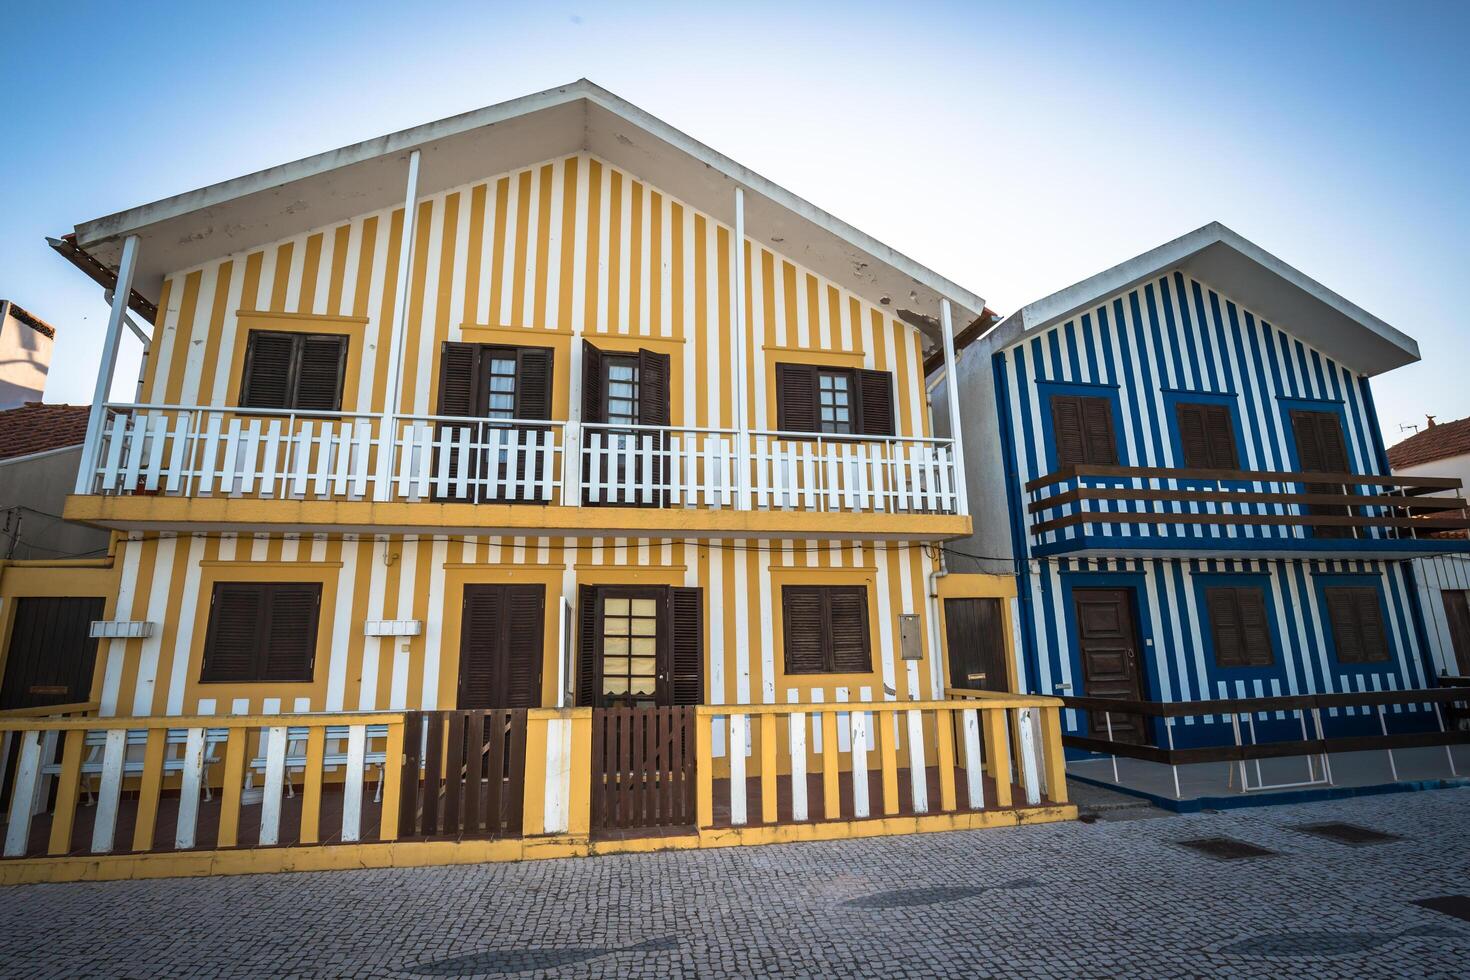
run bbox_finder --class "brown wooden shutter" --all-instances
[856,369,895,436]
[503,585,545,707]
[581,341,604,423]
[1050,395,1087,467]
[1325,586,1388,663]
[1177,404,1211,469]
[1206,587,1244,667]
[201,583,267,682]
[294,335,348,411]
[1236,587,1273,666]
[261,584,320,681]
[775,363,817,433]
[1354,589,1388,662]
[637,349,671,426]
[1202,405,1239,469]
[438,342,480,416]
[781,586,827,674]
[240,332,295,408]
[827,587,872,672]
[1325,588,1363,662]
[1080,396,1118,465]
[668,587,703,705]
[1443,591,1470,675]
[458,585,503,708]
[576,584,599,707]
[514,347,554,420]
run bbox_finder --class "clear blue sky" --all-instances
[3,1,1466,445]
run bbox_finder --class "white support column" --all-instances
[940,299,969,517]
[733,187,751,510]
[374,149,422,501]
[75,234,140,494]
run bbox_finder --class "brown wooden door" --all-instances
[944,598,1009,693]
[1290,409,1353,539]
[1072,588,1147,743]
[0,596,104,710]
[458,585,545,708]
[1443,590,1470,676]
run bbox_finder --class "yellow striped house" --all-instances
[0,81,1073,883]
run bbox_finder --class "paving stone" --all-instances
[0,789,1468,977]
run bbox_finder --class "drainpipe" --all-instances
[75,235,140,495]
[733,187,751,510]
[374,149,422,501]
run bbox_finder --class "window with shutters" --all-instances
[200,582,322,683]
[1324,586,1390,664]
[1205,586,1275,668]
[576,585,703,707]
[436,342,553,420]
[604,355,641,426]
[1175,402,1240,470]
[458,584,544,708]
[1049,394,1118,467]
[239,330,348,411]
[774,363,894,437]
[781,585,872,674]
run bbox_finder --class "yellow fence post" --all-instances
[522,711,550,837]
[216,728,247,848]
[695,710,713,830]
[877,708,900,816]
[131,729,168,852]
[982,708,1013,808]
[934,708,958,813]
[566,708,594,838]
[1040,706,1068,804]
[379,718,404,842]
[46,729,87,856]
[820,710,840,821]
[759,713,778,825]
[300,726,327,845]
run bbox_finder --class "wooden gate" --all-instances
[591,707,696,833]
[398,709,527,840]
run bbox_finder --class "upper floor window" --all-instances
[1175,402,1239,469]
[1049,394,1117,467]
[200,581,321,683]
[437,342,553,420]
[581,341,670,427]
[240,330,348,412]
[775,363,894,437]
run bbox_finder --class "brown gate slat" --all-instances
[422,711,444,836]
[444,711,465,837]
[463,710,483,836]
[590,706,696,833]
[398,712,423,837]
[504,709,526,836]
[485,708,505,837]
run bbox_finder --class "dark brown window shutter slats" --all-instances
[515,347,554,420]
[438,342,479,416]
[294,335,348,412]
[782,586,827,673]
[1051,394,1117,466]
[1176,402,1238,469]
[458,586,503,708]
[1206,586,1274,668]
[577,584,599,707]
[637,348,671,426]
[1080,396,1118,465]
[856,369,895,436]
[201,584,265,682]
[240,332,296,409]
[776,363,817,432]
[668,587,704,705]
[1051,396,1087,467]
[581,341,604,424]
[782,585,872,674]
[827,588,872,672]
[262,585,320,680]
[1325,586,1390,664]
[504,586,545,707]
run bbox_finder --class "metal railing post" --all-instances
[1104,710,1119,783]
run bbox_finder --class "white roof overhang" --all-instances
[984,222,1417,376]
[67,79,984,339]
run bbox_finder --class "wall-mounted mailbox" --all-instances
[898,613,923,661]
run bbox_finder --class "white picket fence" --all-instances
[88,406,961,514]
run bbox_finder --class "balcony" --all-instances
[65,404,968,539]
[1025,464,1470,559]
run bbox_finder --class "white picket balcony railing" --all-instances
[84,405,961,515]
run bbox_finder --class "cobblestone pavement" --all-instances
[2,787,1468,978]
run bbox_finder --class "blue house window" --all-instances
[1204,586,1275,667]
[1175,402,1239,470]
[1049,394,1118,467]
[1323,586,1390,663]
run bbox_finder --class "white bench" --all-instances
[246,724,392,802]
[40,728,227,805]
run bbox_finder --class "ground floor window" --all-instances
[781,585,871,675]
[200,582,321,683]
[1323,586,1389,664]
[1204,586,1275,668]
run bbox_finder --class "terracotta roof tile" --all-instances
[1387,415,1470,470]
[0,402,91,461]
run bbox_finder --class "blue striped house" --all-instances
[939,223,1470,749]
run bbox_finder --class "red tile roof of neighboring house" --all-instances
[0,402,91,461]
[1388,415,1470,470]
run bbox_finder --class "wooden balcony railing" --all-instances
[1025,464,1470,553]
[83,404,962,515]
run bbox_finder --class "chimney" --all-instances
[1427,414,1437,428]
